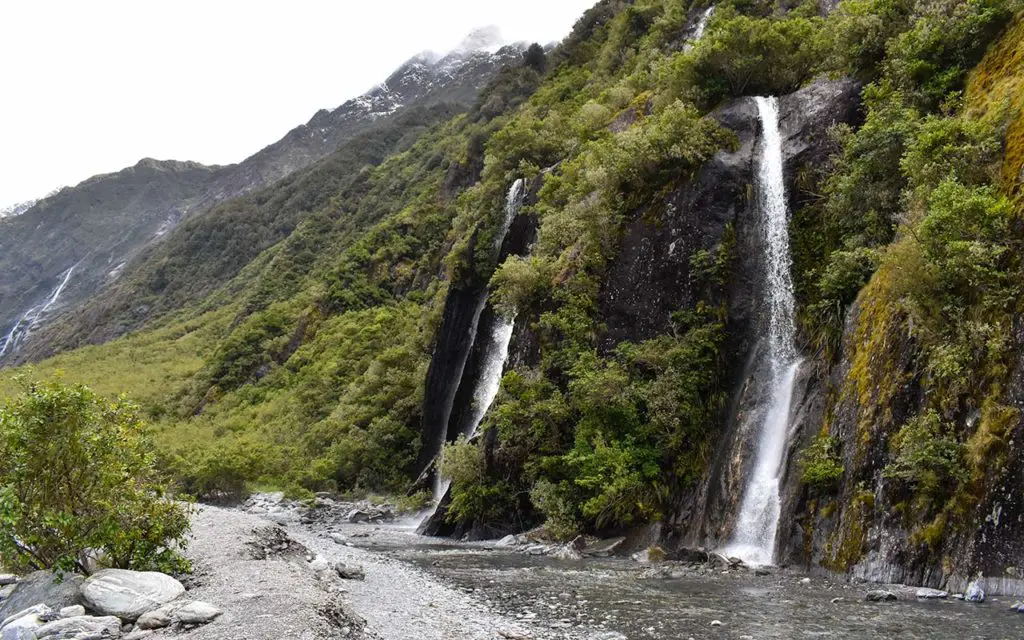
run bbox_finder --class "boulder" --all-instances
[333,563,365,581]
[81,570,184,621]
[135,604,174,630]
[0,578,16,588]
[346,509,371,524]
[172,601,222,626]
[308,557,331,574]
[915,588,948,599]
[34,615,121,639]
[57,606,85,619]
[0,572,84,620]
[866,591,898,602]
[965,581,985,603]
[0,605,51,640]
[581,537,625,558]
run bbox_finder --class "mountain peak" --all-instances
[454,26,506,54]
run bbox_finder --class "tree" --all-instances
[0,381,191,574]
[523,43,547,74]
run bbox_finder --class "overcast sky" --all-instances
[0,0,595,206]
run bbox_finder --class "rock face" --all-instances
[629,76,860,551]
[0,573,84,621]
[80,570,184,621]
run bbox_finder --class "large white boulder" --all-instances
[81,569,184,620]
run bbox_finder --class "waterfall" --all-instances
[0,266,76,359]
[721,96,802,566]
[685,6,715,51]
[692,6,715,41]
[417,179,525,527]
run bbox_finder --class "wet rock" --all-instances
[916,588,949,599]
[57,606,85,619]
[0,572,84,620]
[0,578,16,588]
[866,590,898,602]
[81,569,185,621]
[966,581,986,603]
[172,601,223,625]
[33,614,121,639]
[755,569,772,577]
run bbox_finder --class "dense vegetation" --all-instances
[3,0,1023,563]
[0,381,190,573]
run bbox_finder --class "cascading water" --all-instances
[0,266,76,359]
[415,179,525,528]
[692,6,715,41]
[721,96,802,566]
[685,6,715,51]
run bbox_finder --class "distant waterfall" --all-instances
[419,179,525,523]
[692,6,715,41]
[0,266,76,359]
[685,6,715,51]
[722,97,802,566]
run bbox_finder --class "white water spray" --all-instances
[692,6,715,42]
[721,97,801,566]
[0,266,76,359]
[416,179,525,528]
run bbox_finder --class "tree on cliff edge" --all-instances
[0,380,191,574]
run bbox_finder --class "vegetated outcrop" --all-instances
[0,33,528,365]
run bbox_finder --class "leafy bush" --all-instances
[883,410,968,510]
[0,381,191,573]
[673,6,828,105]
[799,434,845,490]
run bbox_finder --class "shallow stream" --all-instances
[336,523,1022,640]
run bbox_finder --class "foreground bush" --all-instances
[0,381,191,573]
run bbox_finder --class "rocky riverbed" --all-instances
[5,496,1023,639]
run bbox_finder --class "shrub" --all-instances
[0,381,191,573]
[883,410,968,510]
[799,434,845,490]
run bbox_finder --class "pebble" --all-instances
[711,619,723,626]
[800,577,812,585]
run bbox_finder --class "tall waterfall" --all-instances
[722,97,802,566]
[418,179,525,525]
[0,266,76,359]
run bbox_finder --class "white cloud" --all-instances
[0,0,595,205]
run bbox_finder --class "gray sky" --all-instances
[0,0,595,206]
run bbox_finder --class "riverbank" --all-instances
[152,499,1024,640]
